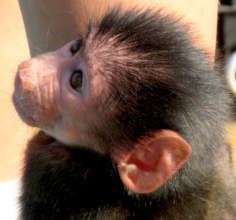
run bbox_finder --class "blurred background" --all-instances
[219,0,236,173]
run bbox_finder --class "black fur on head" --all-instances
[84,8,229,156]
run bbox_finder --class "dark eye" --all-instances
[70,39,83,55]
[70,70,83,92]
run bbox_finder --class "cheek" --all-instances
[46,110,90,147]
[49,89,97,146]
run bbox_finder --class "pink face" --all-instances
[13,40,107,147]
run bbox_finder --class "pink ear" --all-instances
[115,130,192,194]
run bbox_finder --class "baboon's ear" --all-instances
[115,130,192,194]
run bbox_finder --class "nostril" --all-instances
[18,61,32,70]
[16,61,35,91]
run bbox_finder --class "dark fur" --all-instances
[20,9,236,220]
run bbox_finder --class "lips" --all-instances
[13,81,40,127]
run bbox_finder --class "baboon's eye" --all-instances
[70,39,83,55]
[70,70,83,92]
